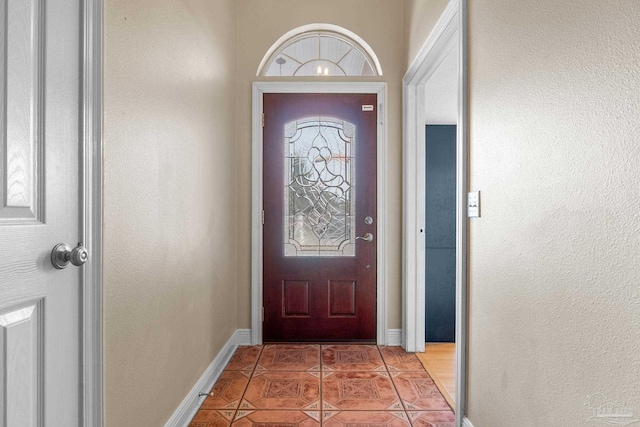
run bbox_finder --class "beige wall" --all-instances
[466,1,640,425]
[103,0,238,425]
[235,0,405,330]
[403,0,450,68]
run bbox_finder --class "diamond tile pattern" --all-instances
[257,344,320,371]
[322,344,385,372]
[189,344,453,427]
[322,371,402,411]
[201,370,251,410]
[241,371,320,410]
[391,372,451,411]
[380,346,427,372]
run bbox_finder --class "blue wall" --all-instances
[425,125,456,342]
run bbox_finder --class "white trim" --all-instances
[256,24,383,76]
[403,1,460,85]
[462,418,475,427]
[235,329,252,346]
[456,2,470,424]
[81,0,103,425]
[251,82,388,346]
[402,1,468,427]
[386,329,402,346]
[164,330,245,427]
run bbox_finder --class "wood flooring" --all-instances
[416,343,456,409]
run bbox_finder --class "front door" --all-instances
[0,0,84,425]
[263,93,377,341]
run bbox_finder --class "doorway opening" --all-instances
[402,0,468,425]
[251,82,388,345]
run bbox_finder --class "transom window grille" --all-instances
[259,25,382,77]
[284,117,356,257]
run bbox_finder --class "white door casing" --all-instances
[251,82,388,345]
[0,0,103,425]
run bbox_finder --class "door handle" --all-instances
[355,232,374,242]
[51,242,89,269]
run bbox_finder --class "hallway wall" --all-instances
[103,1,238,425]
[235,0,405,331]
[409,1,640,425]
[466,1,640,424]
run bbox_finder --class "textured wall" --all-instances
[103,1,238,425]
[467,0,640,425]
[235,0,405,330]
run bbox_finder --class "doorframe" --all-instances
[402,0,468,425]
[251,82,388,345]
[81,0,103,425]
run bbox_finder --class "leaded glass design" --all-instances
[284,117,356,257]
[263,32,377,77]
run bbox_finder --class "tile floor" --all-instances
[189,344,455,427]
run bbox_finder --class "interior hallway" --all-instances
[189,344,454,426]
[102,1,640,425]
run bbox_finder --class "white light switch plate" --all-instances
[468,191,480,218]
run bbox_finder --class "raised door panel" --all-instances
[0,300,43,427]
[0,0,43,224]
[328,280,356,317]
[283,280,310,317]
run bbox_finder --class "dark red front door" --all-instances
[263,93,377,341]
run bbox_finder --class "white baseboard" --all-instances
[462,417,474,427]
[386,329,402,346]
[234,328,252,345]
[164,329,245,427]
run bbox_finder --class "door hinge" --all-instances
[262,113,265,128]
[262,209,265,225]
[262,307,265,322]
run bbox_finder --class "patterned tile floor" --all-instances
[189,344,455,427]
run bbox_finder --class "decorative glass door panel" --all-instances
[263,93,378,342]
[284,117,356,257]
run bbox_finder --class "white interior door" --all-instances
[0,0,83,425]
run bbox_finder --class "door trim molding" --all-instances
[82,0,103,425]
[402,0,468,425]
[251,82,388,345]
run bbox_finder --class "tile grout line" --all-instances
[236,344,264,423]
[319,344,323,426]
[378,345,414,426]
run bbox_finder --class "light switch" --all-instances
[467,191,480,218]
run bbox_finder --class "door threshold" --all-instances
[263,340,377,345]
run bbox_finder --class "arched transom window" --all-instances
[257,24,383,77]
